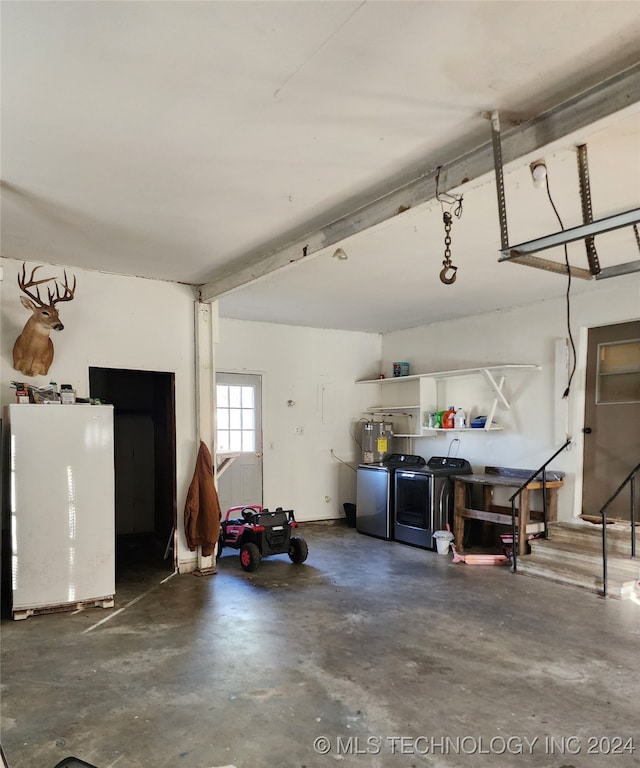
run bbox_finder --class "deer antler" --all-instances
[17,264,57,307]
[46,270,76,305]
[17,263,76,307]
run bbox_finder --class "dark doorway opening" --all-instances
[89,367,177,583]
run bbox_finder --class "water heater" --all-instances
[361,421,394,464]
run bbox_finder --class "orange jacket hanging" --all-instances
[184,441,221,557]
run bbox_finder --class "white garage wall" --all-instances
[0,258,381,571]
[2,255,637,570]
[0,257,199,568]
[380,276,640,520]
[216,318,381,522]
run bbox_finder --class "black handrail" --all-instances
[509,439,572,572]
[599,461,640,598]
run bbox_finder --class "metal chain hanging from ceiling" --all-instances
[435,166,463,284]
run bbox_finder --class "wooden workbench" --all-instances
[452,467,564,556]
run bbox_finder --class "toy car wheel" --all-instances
[239,542,261,571]
[288,536,308,564]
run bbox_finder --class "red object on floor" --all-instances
[450,544,510,565]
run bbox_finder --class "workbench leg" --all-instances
[481,484,494,547]
[482,484,493,510]
[547,488,558,523]
[518,489,530,557]
[453,481,466,552]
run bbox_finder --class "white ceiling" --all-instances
[2,1,639,333]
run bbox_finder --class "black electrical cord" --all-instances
[544,173,576,398]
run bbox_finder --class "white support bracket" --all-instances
[481,371,507,432]
[492,105,640,278]
[480,369,509,409]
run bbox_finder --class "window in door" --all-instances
[216,384,256,453]
[596,339,640,404]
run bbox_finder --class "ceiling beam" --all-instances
[200,63,640,303]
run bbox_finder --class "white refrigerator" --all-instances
[7,404,115,620]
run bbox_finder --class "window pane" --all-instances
[229,409,242,429]
[597,340,640,403]
[599,340,640,374]
[217,432,229,452]
[229,431,242,452]
[216,385,229,407]
[242,408,254,430]
[217,408,229,430]
[242,431,255,452]
[241,386,254,408]
[598,374,640,404]
[229,386,242,408]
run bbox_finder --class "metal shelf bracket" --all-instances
[491,110,640,279]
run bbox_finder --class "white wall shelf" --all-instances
[364,405,421,411]
[357,364,540,386]
[357,364,540,436]
[424,426,503,433]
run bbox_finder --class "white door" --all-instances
[215,373,263,515]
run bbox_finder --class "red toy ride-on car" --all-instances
[218,505,308,572]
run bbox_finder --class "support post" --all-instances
[193,300,219,576]
[490,110,509,251]
[576,144,601,275]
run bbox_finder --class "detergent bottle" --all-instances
[442,406,456,429]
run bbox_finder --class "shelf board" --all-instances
[365,405,420,412]
[393,426,503,438]
[423,426,503,433]
[356,363,539,385]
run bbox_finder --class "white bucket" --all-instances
[433,530,454,555]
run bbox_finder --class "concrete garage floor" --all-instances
[1,521,639,768]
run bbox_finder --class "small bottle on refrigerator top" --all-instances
[49,381,60,402]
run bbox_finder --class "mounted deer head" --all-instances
[12,263,77,377]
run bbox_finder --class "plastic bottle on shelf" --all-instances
[455,408,466,429]
[454,407,466,429]
[443,406,456,429]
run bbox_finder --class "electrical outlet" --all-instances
[295,426,304,435]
